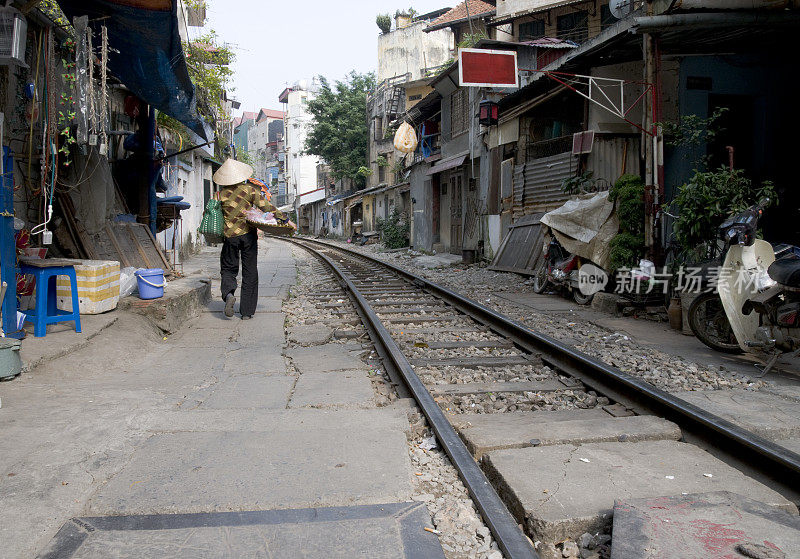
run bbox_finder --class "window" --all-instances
[557,10,589,43]
[518,20,545,41]
[374,117,383,140]
[450,89,468,137]
[600,5,615,29]
[378,165,385,183]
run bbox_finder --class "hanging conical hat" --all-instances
[213,158,254,186]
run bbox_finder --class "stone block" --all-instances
[483,440,796,544]
[611,491,800,559]
[673,389,800,440]
[457,412,680,458]
[289,370,375,409]
[591,292,621,315]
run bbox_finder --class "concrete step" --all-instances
[42,502,445,559]
[611,491,800,559]
[454,411,680,458]
[672,389,800,440]
[482,439,797,545]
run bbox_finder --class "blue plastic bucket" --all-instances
[135,268,166,300]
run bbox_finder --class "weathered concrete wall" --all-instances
[377,23,453,83]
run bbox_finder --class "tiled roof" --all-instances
[426,0,496,31]
[232,117,243,127]
[257,108,285,121]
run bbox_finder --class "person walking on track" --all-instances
[213,158,294,320]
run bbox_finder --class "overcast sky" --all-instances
[198,1,453,116]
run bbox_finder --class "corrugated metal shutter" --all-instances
[512,151,575,219]
[489,214,546,275]
[586,136,640,189]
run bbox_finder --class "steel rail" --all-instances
[284,238,539,559]
[290,237,800,503]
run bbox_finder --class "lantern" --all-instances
[478,100,499,126]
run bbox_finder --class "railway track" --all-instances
[281,236,800,559]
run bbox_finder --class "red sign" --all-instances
[459,48,518,88]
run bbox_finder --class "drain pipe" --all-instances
[631,12,800,32]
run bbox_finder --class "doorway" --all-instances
[450,172,463,254]
[431,178,440,244]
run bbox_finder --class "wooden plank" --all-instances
[105,223,132,268]
[409,356,531,368]
[139,222,173,273]
[124,223,152,268]
[430,380,575,396]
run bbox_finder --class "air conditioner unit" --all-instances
[0,7,27,67]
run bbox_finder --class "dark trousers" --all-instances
[220,231,258,317]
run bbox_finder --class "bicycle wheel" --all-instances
[688,292,743,354]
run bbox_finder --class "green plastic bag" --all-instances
[199,198,224,243]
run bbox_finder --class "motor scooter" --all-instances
[532,233,596,305]
[691,199,800,374]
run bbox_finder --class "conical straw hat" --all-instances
[213,158,254,186]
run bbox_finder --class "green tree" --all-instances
[183,29,235,152]
[305,72,376,188]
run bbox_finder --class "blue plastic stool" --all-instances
[20,262,82,338]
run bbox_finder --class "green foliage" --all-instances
[305,72,376,188]
[183,29,235,147]
[237,150,255,166]
[673,167,777,261]
[376,14,392,34]
[609,174,644,237]
[57,36,78,167]
[376,209,410,249]
[395,8,418,18]
[376,155,389,167]
[38,1,71,29]
[661,107,728,167]
[561,171,596,195]
[610,232,645,272]
[608,174,645,270]
[458,31,488,49]
[383,120,399,141]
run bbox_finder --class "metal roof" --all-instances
[490,0,592,26]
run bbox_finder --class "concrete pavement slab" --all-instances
[203,296,283,314]
[287,344,367,373]
[42,502,443,559]
[457,413,680,458]
[288,323,334,345]
[224,346,286,375]
[131,408,411,434]
[483,440,796,543]
[87,428,414,515]
[611,491,800,559]
[201,374,295,409]
[672,389,800,440]
[289,370,375,409]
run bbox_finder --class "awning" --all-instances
[59,0,211,140]
[426,152,468,176]
[298,188,326,207]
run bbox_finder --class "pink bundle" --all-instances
[244,208,278,225]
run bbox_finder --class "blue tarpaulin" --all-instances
[58,0,211,141]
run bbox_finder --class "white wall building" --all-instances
[279,80,321,210]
